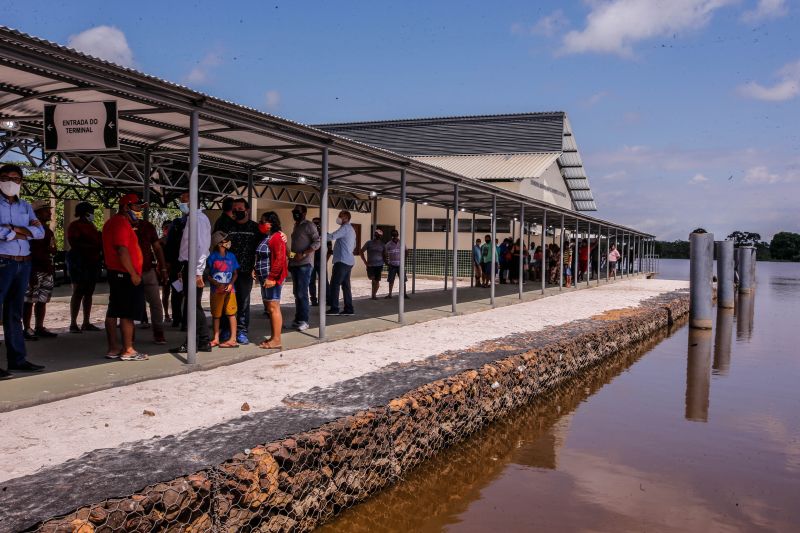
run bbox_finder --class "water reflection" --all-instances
[320,327,676,533]
[685,328,712,422]
[736,292,755,340]
[712,308,733,376]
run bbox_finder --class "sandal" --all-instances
[258,341,282,350]
[219,341,239,348]
[120,352,149,361]
[210,340,220,347]
[104,352,121,360]
[81,323,102,332]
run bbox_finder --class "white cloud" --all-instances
[738,59,800,102]
[689,173,709,185]
[743,165,799,184]
[560,0,736,57]
[67,26,134,67]
[532,10,570,36]
[741,0,789,22]
[583,91,610,107]
[264,90,281,110]
[186,50,223,85]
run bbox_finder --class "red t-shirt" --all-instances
[135,220,159,272]
[67,219,103,264]
[102,214,143,275]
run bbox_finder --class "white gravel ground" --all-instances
[0,278,687,482]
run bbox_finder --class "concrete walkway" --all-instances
[0,275,647,411]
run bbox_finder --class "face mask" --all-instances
[234,210,247,221]
[128,210,143,222]
[0,181,20,197]
[335,217,343,226]
[178,202,190,215]
[259,222,271,234]
[374,234,381,240]
[392,237,399,242]
[292,211,302,221]
[86,214,95,223]
[222,241,232,249]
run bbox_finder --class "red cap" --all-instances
[119,193,147,208]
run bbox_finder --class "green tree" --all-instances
[727,230,762,246]
[770,232,800,261]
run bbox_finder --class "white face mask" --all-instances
[87,213,95,223]
[178,202,190,215]
[0,181,20,197]
[335,217,343,226]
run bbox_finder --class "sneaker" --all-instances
[338,310,354,316]
[34,328,58,338]
[236,332,250,345]
[326,309,340,315]
[23,328,39,341]
[295,321,309,331]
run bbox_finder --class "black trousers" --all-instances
[170,263,184,326]
[180,262,210,347]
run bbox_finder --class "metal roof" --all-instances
[410,152,561,181]
[316,113,598,211]
[0,25,644,236]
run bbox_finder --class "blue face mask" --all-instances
[178,202,190,215]
[128,210,143,222]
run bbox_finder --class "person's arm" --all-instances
[116,246,141,285]
[266,235,286,284]
[359,242,369,265]
[307,222,321,253]
[228,269,238,292]
[20,203,45,240]
[327,225,347,241]
[153,239,167,282]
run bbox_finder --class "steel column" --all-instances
[444,208,450,291]
[606,226,611,281]
[452,185,459,313]
[586,222,591,287]
[490,196,496,307]
[519,204,525,299]
[470,211,476,288]
[541,211,547,294]
[559,214,564,290]
[574,218,579,288]
[399,169,408,324]
[247,168,254,213]
[142,150,151,222]
[186,110,200,364]
[412,201,417,295]
[318,148,329,340]
[597,225,601,285]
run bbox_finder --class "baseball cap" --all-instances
[120,193,148,209]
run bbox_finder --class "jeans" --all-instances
[180,262,210,346]
[328,262,353,313]
[310,263,319,304]
[290,264,313,323]
[221,273,253,339]
[170,263,184,327]
[0,258,32,366]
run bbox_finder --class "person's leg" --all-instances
[81,279,97,328]
[119,318,136,355]
[295,264,311,325]
[196,285,210,348]
[342,264,354,314]
[309,265,318,305]
[212,316,220,346]
[142,270,164,340]
[290,266,302,323]
[328,262,343,312]
[23,302,32,332]
[234,274,252,341]
[268,300,282,345]
[161,281,171,322]
[387,267,396,297]
[33,302,46,331]
[222,313,237,346]
[170,265,183,326]
[5,261,32,367]
[371,277,379,300]
[69,284,83,329]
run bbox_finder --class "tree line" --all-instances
[654,231,800,261]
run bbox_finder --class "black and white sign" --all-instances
[43,101,119,151]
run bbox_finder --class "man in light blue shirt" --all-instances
[0,163,46,378]
[326,210,356,315]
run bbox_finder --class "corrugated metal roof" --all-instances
[410,152,561,180]
[315,113,565,156]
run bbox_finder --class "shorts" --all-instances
[608,261,617,271]
[387,265,406,284]
[482,262,492,276]
[260,282,283,302]
[210,290,238,318]
[579,260,588,271]
[107,270,145,321]
[366,265,383,281]
[564,267,572,277]
[25,272,54,304]
[67,253,100,285]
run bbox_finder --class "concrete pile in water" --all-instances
[36,291,688,532]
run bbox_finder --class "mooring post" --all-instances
[716,240,735,309]
[737,246,756,293]
[689,231,714,329]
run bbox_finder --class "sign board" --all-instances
[43,101,119,151]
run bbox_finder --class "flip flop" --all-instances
[104,352,121,360]
[219,342,239,348]
[209,340,220,347]
[258,341,282,350]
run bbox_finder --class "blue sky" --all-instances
[4,0,799,240]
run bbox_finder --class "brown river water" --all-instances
[321,260,800,532]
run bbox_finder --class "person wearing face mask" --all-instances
[23,200,58,341]
[169,191,212,354]
[289,204,320,331]
[360,228,385,300]
[384,229,409,299]
[326,210,356,316]
[212,196,236,232]
[101,193,148,361]
[163,199,189,328]
[255,211,287,349]
[0,163,46,379]
[66,201,103,334]
[211,198,260,344]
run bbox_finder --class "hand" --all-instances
[196,275,205,288]
[30,219,42,227]
[263,279,276,289]
[280,231,288,244]
[225,283,233,293]
[131,273,142,286]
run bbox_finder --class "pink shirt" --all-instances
[608,249,621,262]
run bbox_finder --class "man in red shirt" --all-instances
[102,193,147,361]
